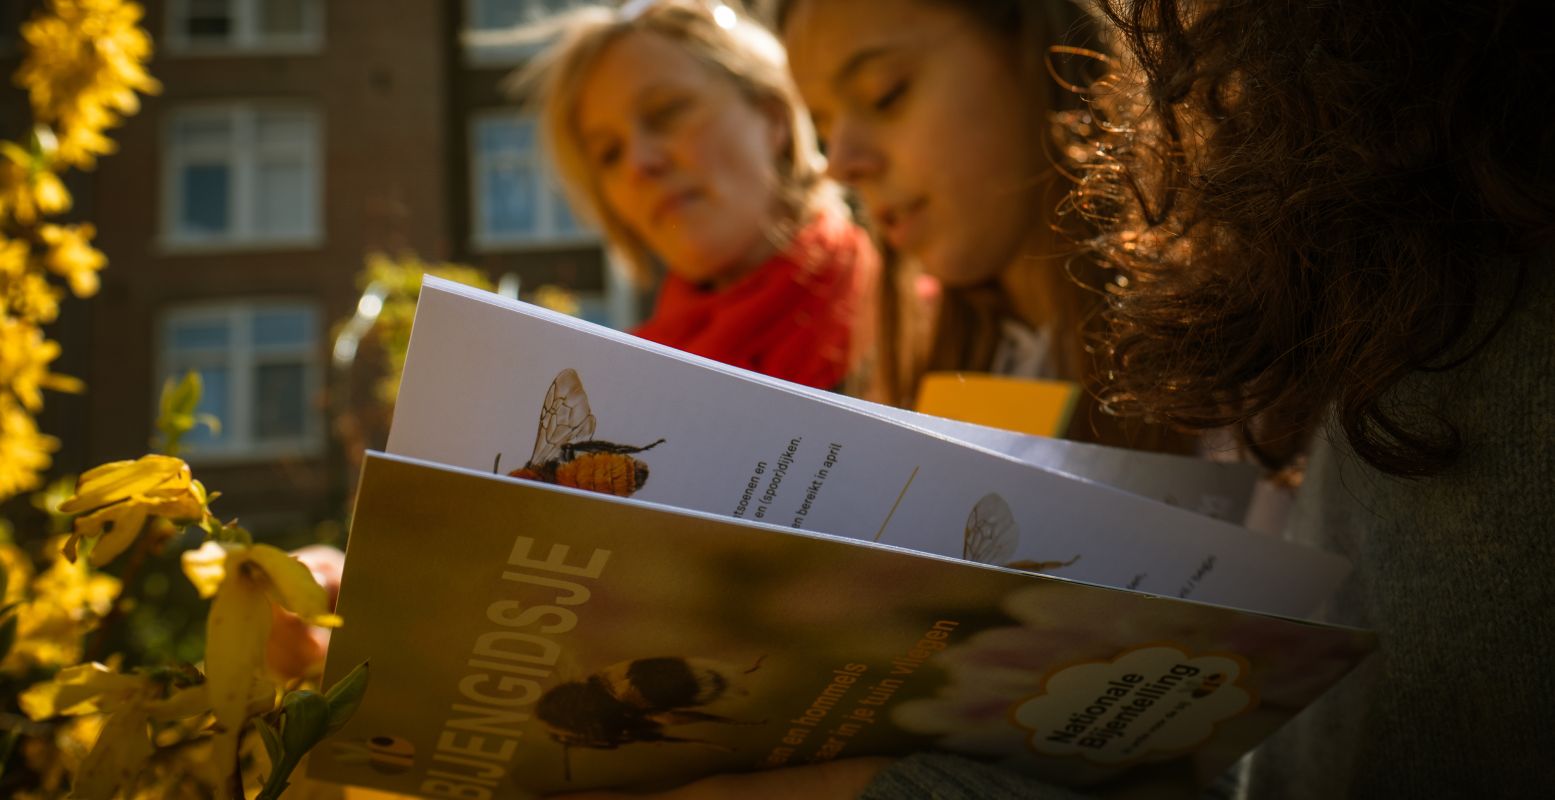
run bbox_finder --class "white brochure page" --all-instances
[386,278,1348,620]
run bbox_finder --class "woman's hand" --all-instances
[264,544,345,681]
[554,758,893,800]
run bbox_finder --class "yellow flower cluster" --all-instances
[15,0,162,169]
[0,541,120,675]
[181,540,343,773]
[0,399,60,498]
[0,316,83,412]
[0,141,72,226]
[361,252,496,404]
[0,318,81,497]
[59,455,215,567]
[0,0,154,501]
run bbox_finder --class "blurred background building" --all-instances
[4,0,624,537]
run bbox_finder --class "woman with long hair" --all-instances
[769,0,1173,448]
[514,0,878,391]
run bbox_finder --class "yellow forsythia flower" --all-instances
[531,284,582,317]
[21,662,211,800]
[0,234,28,280]
[0,542,34,604]
[59,455,210,566]
[2,546,120,674]
[0,316,83,411]
[4,270,65,325]
[38,223,107,298]
[0,142,72,224]
[15,0,162,169]
[0,397,60,500]
[181,541,342,776]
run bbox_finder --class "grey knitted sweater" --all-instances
[862,261,1555,799]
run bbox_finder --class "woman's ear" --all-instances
[760,97,792,158]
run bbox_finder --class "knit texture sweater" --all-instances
[860,259,1555,799]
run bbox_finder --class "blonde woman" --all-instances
[513,0,878,391]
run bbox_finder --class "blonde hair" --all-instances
[507,0,830,284]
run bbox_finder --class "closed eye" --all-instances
[872,80,907,113]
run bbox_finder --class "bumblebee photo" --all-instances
[496,367,666,497]
[538,655,767,780]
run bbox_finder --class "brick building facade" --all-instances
[7,0,620,535]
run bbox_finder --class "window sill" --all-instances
[163,41,325,58]
[182,440,325,466]
[157,235,326,257]
[470,235,601,254]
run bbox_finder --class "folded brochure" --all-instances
[307,453,1373,798]
[382,278,1343,619]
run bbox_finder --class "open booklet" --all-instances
[305,278,1372,797]
[382,278,1334,617]
[308,453,1373,799]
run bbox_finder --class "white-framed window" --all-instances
[471,112,594,249]
[158,301,323,460]
[462,0,589,64]
[163,104,322,249]
[166,0,324,53]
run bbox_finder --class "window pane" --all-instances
[254,362,307,440]
[186,366,230,445]
[187,0,233,39]
[256,158,308,236]
[169,319,231,350]
[180,164,231,234]
[477,117,532,154]
[473,0,524,29]
[486,164,538,235]
[252,308,315,349]
[259,0,309,36]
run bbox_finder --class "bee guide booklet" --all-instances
[379,277,1329,616]
[308,452,1375,799]
[306,278,1375,796]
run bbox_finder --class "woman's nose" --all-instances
[822,120,884,185]
[626,127,672,179]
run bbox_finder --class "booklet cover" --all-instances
[385,279,1341,619]
[308,454,1374,799]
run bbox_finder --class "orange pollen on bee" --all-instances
[556,454,639,497]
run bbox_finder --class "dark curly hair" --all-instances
[1076,0,1555,476]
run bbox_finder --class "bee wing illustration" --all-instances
[963,492,1019,565]
[528,368,597,467]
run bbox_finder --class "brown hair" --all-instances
[769,0,1113,413]
[1075,0,1555,474]
[508,0,834,284]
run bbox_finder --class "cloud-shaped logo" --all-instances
[1012,645,1253,764]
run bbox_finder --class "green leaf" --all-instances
[0,726,18,784]
[257,690,332,800]
[155,371,209,456]
[256,717,283,765]
[278,690,331,754]
[323,660,370,735]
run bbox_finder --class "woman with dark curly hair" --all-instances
[1059,0,1555,796]
[561,0,1553,797]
